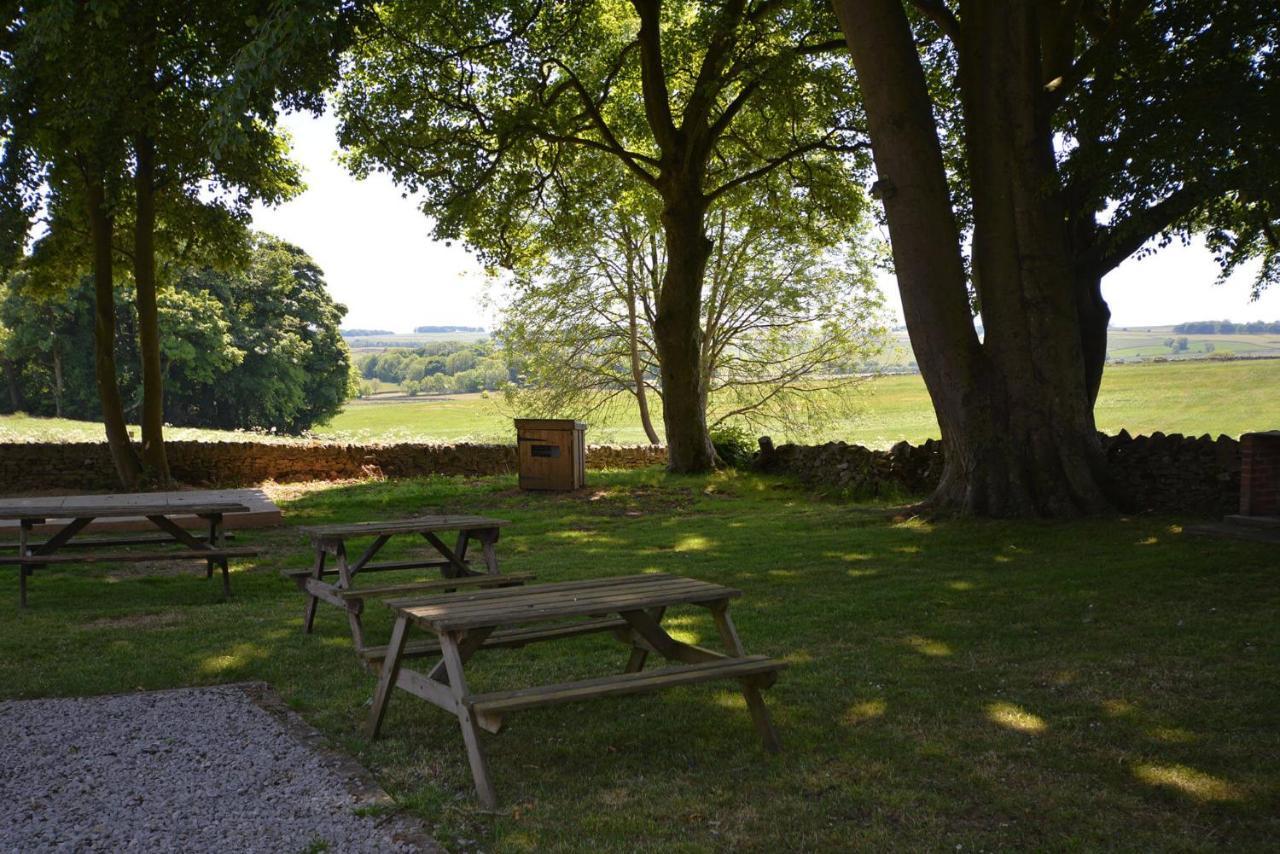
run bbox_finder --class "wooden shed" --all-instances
[515,419,587,491]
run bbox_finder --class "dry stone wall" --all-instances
[0,432,1243,516]
[0,441,666,493]
[752,431,1243,516]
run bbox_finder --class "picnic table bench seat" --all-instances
[466,655,784,723]
[0,546,258,565]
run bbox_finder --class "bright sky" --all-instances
[251,110,1280,333]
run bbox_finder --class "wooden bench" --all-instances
[367,573,786,808]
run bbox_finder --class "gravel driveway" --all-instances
[0,685,434,853]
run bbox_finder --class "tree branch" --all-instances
[906,0,960,42]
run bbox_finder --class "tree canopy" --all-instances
[337,0,872,472]
[0,235,353,433]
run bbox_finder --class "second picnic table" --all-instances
[286,514,511,649]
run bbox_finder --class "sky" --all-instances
[251,110,1280,333]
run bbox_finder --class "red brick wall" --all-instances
[1240,432,1280,516]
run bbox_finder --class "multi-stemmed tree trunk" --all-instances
[132,133,170,484]
[834,0,1111,516]
[83,178,143,489]
[625,273,663,446]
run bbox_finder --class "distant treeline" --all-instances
[1172,320,1280,334]
[341,328,394,337]
[356,340,511,396]
[413,325,485,333]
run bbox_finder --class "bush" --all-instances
[711,423,756,469]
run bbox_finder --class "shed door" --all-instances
[518,428,572,490]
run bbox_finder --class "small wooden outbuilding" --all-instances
[515,419,587,491]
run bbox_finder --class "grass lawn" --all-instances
[4,358,1276,448]
[1,470,1276,851]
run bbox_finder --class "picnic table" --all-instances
[285,514,512,649]
[0,497,256,607]
[365,573,786,809]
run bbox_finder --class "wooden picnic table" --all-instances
[0,497,255,607]
[286,514,511,649]
[365,573,786,809]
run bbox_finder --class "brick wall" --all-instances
[1239,431,1280,516]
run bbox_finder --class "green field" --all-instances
[2,358,1277,447]
[1,471,1275,850]
[1106,329,1280,360]
[343,331,490,352]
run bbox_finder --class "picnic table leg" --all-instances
[332,542,369,648]
[478,528,500,575]
[366,614,411,739]
[623,606,666,673]
[711,604,781,753]
[207,514,232,600]
[17,520,31,609]
[303,549,327,634]
[439,630,499,809]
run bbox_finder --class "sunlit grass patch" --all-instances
[1133,763,1244,802]
[986,701,1048,734]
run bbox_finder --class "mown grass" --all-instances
[3,358,1279,448]
[1,470,1276,851]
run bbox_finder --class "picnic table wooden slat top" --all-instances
[298,514,510,540]
[386,573,741,631]
[0,500,250,520]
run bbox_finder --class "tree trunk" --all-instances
[834,0,1112,516]
[1075,267,1110,407]
[626,277,662,445]
[51,339,63,418]
[653,188,716,472]
[84,179,142,489]
[133,134,170,485]
[2,359,22,411]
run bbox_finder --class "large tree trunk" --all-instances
[84,180,142,489]
[834,0,1112,516]
[653,188,716,472]
[133,134,170,484]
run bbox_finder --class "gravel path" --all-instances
[0,685,433,853]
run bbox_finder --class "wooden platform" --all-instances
[0,489,283,537]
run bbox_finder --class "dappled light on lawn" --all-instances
[1133,763,1244,802]
[198,643,267,676]
[842,699,887,726]
[986,702,1048,734]
[674,533,716,552]
[903,635,952,657]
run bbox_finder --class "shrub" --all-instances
[711,423,756,469]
